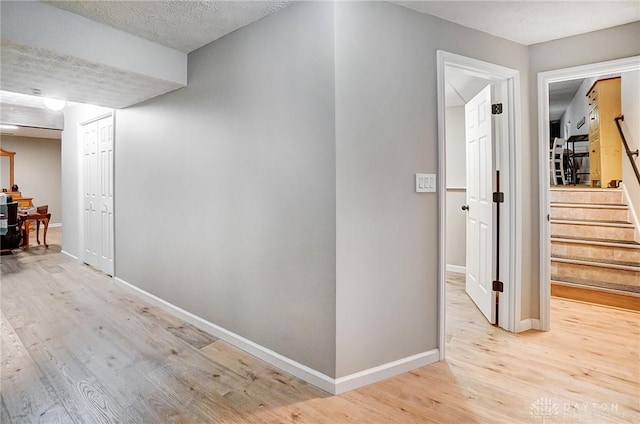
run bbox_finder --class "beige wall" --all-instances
[0,135,62,224]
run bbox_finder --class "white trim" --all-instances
[518,318,541,332]
[114,277,336,393]
[48,223,62,228]
[620,182,640,242]
[333,349,439,395]
[61,250,79,261]
[113,276,438,395]
[437,51,522,348]
[446,264,466,274]
[436,51,447,361]
[537,55,640,332]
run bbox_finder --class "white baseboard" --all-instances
[446,264,466,274]
[48,223,62,228]
[113,276,441,395]
[334,349,439,394]
[61,250,79,261]
[518,318,541,332]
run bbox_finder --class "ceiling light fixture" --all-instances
[0,124,19,131]
[43,97,66,111]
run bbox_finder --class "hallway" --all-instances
[1,234,638,423]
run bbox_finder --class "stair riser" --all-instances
[552,242,640,264]
[551,261,640,286]
[551,283,640,311]
[551,223,635,242]
[550,207,628,222]
[550,190,623,205]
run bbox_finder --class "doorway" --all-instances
[537,55,640,330]
[437,51,522,359]
[80,113,115,276]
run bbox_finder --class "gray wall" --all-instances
[527,21,640,318]
[334,1,529,377]
[57,1,638,383]
[1,135,62,224]
[114,2,337,376]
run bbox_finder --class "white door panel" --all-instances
[465,85,496,324]
[83,122,99,267]
[83,115,114,275]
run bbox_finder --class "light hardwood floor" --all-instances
[1,230,639,423]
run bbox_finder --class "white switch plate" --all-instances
[415,173,436,193]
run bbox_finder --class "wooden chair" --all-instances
[35,205,49,246]
[550,138,567,185]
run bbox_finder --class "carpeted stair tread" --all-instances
[550,235,640,246]
[551,254,640,269]
[549,187,622,192]
[550,202,628,208]
[551,218,632,225]
[551,275,640,294]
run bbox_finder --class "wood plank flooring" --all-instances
[1,230,639,423]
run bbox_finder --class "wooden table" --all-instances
[18,212,51,250]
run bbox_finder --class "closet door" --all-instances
[83,115,114,275]
[83,121,99,268]
[98,116,114,275]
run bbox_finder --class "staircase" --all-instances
[550,187,640,311]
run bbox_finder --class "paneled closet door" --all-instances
[98,116,114,276]
[83,121,99,268]
[83,114,114,276]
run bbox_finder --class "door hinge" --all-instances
[493,191,504,203]
[493,280,504,292]
[492,103,503,115]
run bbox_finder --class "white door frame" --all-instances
[537,55,640,331]
[437,50,523,360]
[79,111,116,275]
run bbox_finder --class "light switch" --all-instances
[416,173,436,193]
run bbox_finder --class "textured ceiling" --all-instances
[1,39,184,110]
[393,1,640,45]
[0,90,67,130]
[45,0,293,53]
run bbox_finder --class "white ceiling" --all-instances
[1,0,638,131]
[549,79,586,121]
[394,1,640,46]
[0,90,65,130]
[444,67,490,107]
[0,126,62,140]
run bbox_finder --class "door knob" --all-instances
[461,205,469,211]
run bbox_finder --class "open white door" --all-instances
[464,84,496,324]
